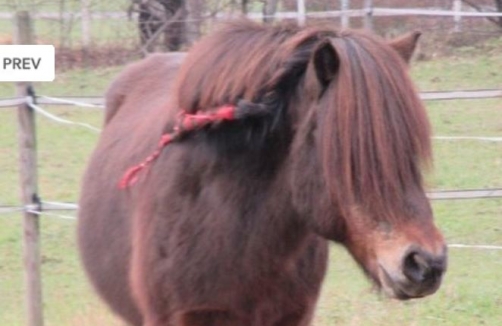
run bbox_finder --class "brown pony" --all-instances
[78,21,447,326]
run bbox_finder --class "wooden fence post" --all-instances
[297,0,306,26]
[364,0,374,31]
[341,0,350,28]
[15,11,44,326]
[453,0,462,32]
[81,0,92,48]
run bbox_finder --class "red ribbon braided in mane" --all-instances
[119,105,236,189]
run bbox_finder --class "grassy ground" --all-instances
[1,38,502,325]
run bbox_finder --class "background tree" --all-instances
[129,0,187,54]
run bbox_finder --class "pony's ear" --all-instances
[388,31,421,64]
[313,40,340,88]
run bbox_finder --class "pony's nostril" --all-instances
[379,247,447,299]
[403,251,431,284]
[402,249,446,287]
[380,247,447,299]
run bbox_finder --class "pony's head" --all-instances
[174,21,446,300]
[290,30,446,299]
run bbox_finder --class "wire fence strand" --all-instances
[3,206,501,250]
[433,136,502,142]
[26,97,101,133]
[39,95,105,109]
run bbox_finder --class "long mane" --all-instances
[174,21,332,112]
[174,21,432,217]
[317,32,432,218]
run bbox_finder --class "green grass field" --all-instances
[1,37,502,325]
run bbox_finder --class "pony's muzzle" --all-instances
[379,245,447,300]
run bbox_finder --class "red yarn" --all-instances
[119,106,236,188]
[177,105,235,131]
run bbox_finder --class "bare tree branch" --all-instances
[461,0,502,28]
